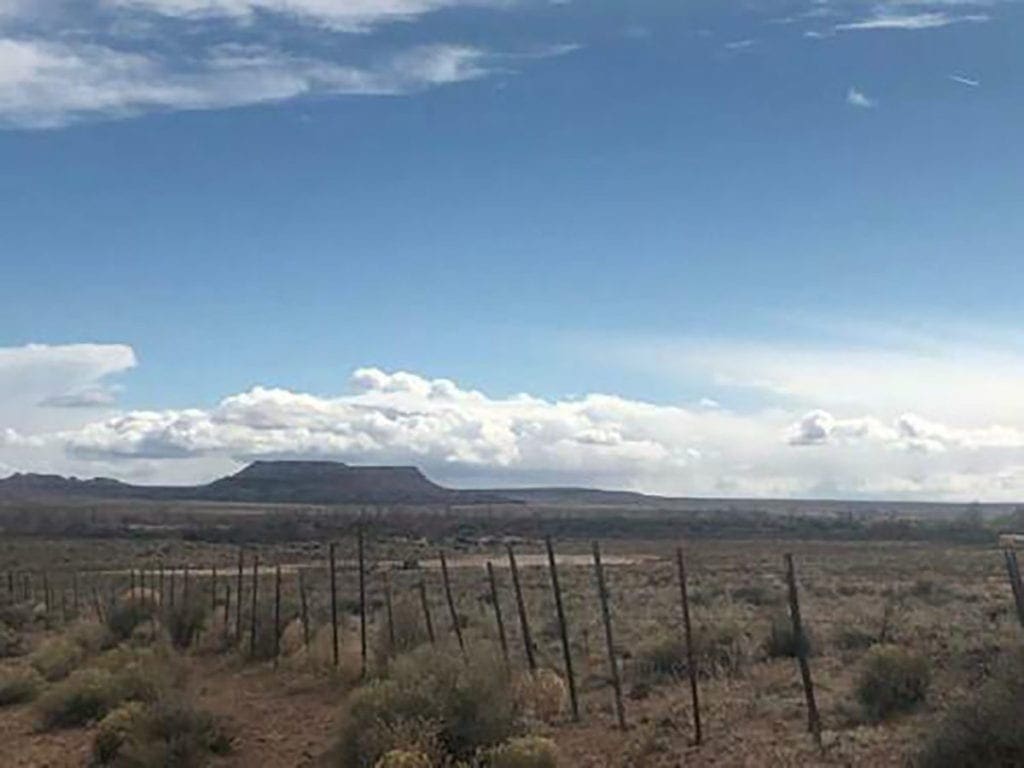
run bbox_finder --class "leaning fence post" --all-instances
[439,550,466,655]
[547,536,580,721]
[298,569,311,649]
[507,544,536,672]
[785,553,822,747]
[675,546,702,745]
[328,542,340,667]
[249,555,259,659]
[418,578,436,644]
[1003,549,1024,629]
[593,541,625,729]
[359,526,368,677]
[486,561,510,667]
[274,564,282,667]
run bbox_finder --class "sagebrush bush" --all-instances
[92,695,231,767]
[513,669,567,724]
[633,633,687,684]
[0,665,43,706]
[1,621,27,658]
[165,601,207,650]
[36,667,122,728]
[336,646,519,767]
[485,735,558,768]
[764,613,812,659]
[31,637,86,681]
[372,749,432,768]
[69,620,115,655]
[0,602,34,631]
[856,644,930,720]
[106,600,158,642]
[373,596,430,667]
[916,648,1024,767]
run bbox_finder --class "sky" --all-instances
[2,0,1023,500]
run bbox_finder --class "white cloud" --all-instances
[948,73,980,87]
[0,38,496,128]
[835,11,990,31]
[102,0,503,33]
[846,86,876,108]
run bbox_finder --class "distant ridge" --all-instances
[0,461,507,506]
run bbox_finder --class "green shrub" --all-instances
[765,613,812,659]
[0,666,44,706]
[835,625,876,652]
[31,637,86,681]
[36,668,122,729]
[337,646,519,766]
[105,601,157,642]
[69,621,115,654]
[856,645,930,721]
[0,601,34,631]
[373,750,432,768]
[373,596,430,666]
[917,649,1024,767]
[92,695,232,767]
[485,736,558,768]
[1,622,27,658]
[93,702,146,764]
[165,601,207,650]
[730,584,781,608]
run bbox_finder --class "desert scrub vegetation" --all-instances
[485,736,558,768]
[0,665,44,706]
[856,644,930,721]
[36,644,186,730]
[31,636,87,681]
[336,645,522,767]
[91,695,231,767]
[105,599,159,643]
[916,648,1024,767]
[372,596,430,668]
[764,613,813,659]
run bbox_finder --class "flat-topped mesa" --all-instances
[200,461,456,504]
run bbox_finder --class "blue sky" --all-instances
[2,0,1024,499]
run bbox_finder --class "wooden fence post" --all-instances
[439,550,465,654]
[547,536,580,721]
[6,570,12,603]
[675,546,702,745]
[169,568,176,608]
[329,542,339,667]
[785,553,822,748]
[223,583,231,646]
[383,570,395,653]
[44,571,51,614]
[507,544,536,672]
[249,555,259,659]
[418,578,436,645]
[274,565,282,667]
[158,563,165,608]
[486,561,510,667]
[183,564,190,605]
[211,566,218,612]
[592,541,625,729]
[72,572,80,616]
[235,549,244,643]
[298,569,311,649]
[359,527,368,677]
[1003,549,1024,628]
[128,569,134,601]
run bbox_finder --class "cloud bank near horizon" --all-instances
[5,341,1024,501]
